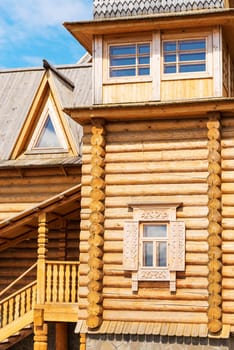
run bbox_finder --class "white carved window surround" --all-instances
[123,204,185,292]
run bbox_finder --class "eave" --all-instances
[64,97,234,125]
[64,8,234,54]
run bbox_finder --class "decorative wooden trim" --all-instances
[207,112,222,334]
[87,118,106,329]
[151,31,160,101]
[213,26,222,97]
[93,35,103,104]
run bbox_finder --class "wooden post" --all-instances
[34,308,48,350]
[37,212,48,305]
[207,113,222,334]
[87,118,105,329]
[80,333,86,350]
[55,323,68,350]
[34,213,48,350]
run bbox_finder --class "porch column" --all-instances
[34,213,48,350]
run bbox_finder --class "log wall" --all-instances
[221,116,234,331]
[79,117,210,324]
[0,166,81,221]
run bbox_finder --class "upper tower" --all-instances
[64,0,234,106]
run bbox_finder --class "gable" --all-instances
[11,72,79,159]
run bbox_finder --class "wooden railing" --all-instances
[45,261,79,303]
[0,281,37,328]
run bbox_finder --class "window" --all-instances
[163,38,208,75]
[141,224,167,268]
[27,99,68,154]
[35,115,63,149]
[109,43,150,78]
[123,204,185,292]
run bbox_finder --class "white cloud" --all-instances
[0,0,92,42]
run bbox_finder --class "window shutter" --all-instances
[168,221,185,271]
[123,220,139,271]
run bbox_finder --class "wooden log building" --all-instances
[1,0,234,349]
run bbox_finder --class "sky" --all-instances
[0,0,93,69]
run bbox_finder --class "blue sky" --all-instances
[0,0,93,69]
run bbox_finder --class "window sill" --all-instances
[162,72,212,81]
[103,76,152,85]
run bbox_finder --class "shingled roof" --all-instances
[93,0,225,19]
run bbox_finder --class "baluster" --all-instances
[46,263,52,302]
[52,264,58,302]
[20,291,26,316]
[8,298,14,323]
[65,264,70,302]
[26,287,31,312]
[32,284,37,307]
[2,301,8,326]
[58,264,65,302]
[71,265,77,303]
[14,294,20,320]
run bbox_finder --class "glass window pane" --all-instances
[138,56,150,65]
[179,52,205,62]
[143,242,153,267]
[143,225,167,238]
[179,63,206,73]
[138,67,150,75]
[138,44,150,54]
[179,39,205,51]
[163,42,176,52]
[164,65,176,74]
[164,54,176,63]
[36,116,62,148]
[110,57,136,66]
[110,68,136,77]
[157,242,167,267]
[110,45,136,56]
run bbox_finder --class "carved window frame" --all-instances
[123,204,185,292]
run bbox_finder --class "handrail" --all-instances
[0,280,37,305]
[0,262,37,299]
[45,260,80,265]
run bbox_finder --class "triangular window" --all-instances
[27,99,68,153]
[35,115,62,148]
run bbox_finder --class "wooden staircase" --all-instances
[0,281,36,349]
[0,260,79,348]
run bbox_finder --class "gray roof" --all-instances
[93,0,224,19]
[0,63,92,162]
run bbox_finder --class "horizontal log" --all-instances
[80,195,209,208]
[186,241,208,252]
[103,310,208,323]
[222,183,234,193]
[222,242,234,253]
[222,160,234,170]
[222,230,234,241]
[222,194,234,205]
[104,184,208,197]
[102,299,207,312]
[186,253,208,264]
[104,161,208,174]
[222,219,234,229]
[103,150,208,163]
[83,140,208,154]
[104,130,208,143]
[105,119,207,133]
[105,173,207,185]
[222,207,234,217]
[222,254,234,264]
